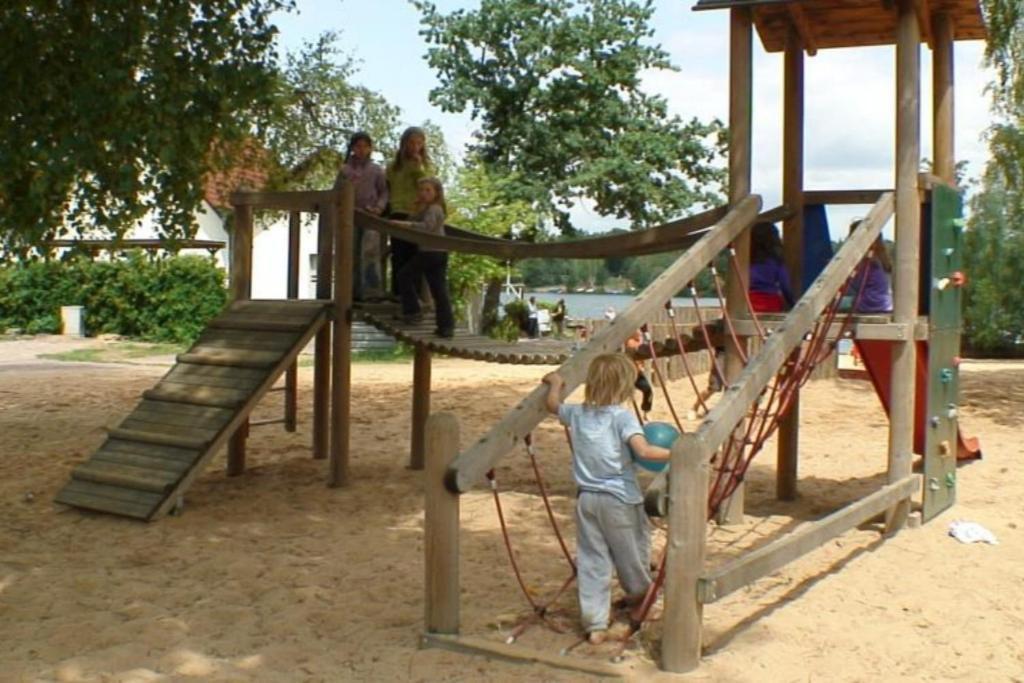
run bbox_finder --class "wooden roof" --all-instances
[692,0,986,53]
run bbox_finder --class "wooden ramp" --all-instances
[55,299,331,521]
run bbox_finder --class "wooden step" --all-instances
[55,480,164,519]
[71,461,179,494]
[207,317,317,333]
[143,384,248,409]
[177,349,282,369]
[106,427,210,451]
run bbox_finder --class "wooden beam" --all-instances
[446,196,763,494]
[229,190,335,212]
[420,634,622,678]
[932,12,955,183]
[730,317,919,341]
[803,189,890,206]
[719,5,755,525]
[329,184,354,487]
[888,0,921,534]
[698,476,919,604]
[914,0,933,48]
[312,209,333,461]
[778,23,806,503]
[410,346,432,471]
[661,433,710,673]
[786,2,818,56]
[424,413,461,636]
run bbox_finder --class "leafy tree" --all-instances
[960,1,1024,353]
[414,0,725,234]
[1,1,294,257]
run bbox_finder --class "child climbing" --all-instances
[749,221,796,312]
[395,177,455,338]
[386,126,437,297]
[846,219,893,313]
[541,354,670,644]
[335,131,388,301]
[624,329,654,415]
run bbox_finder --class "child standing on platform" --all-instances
[395,177,455,338]
[542,354,670,644]
[847,219,894,313]
[748,221,795,312]
[335,131,388,300]
[386,127,437,297]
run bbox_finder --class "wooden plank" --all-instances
[177,350,280,369]
[104,438,199,462]
[730,318,917,341]
[420,634,622,679]
[92,448,191,474]
[888,0,921,534]
[59,478,166,505]
[192,333,297,353]
[932,12,955,182]
[144,384,246,409]
[662,433,711,673]
[446,195,762,493]
[786,1,817,55]
[107,427,210,451]
[698,476,919,604]
[133,403,234,428]
[410,346,432,471]
[313,207,333,462]
[55,485,157,519]
[207,317,312,333]
[72,461,178,493]
[425,413,460,634]
[198,326,301,345]
[160,367,264,392]
[119,417,220,443]
[229,189,335,211]
[330,184,353,487]
[803,189,890,205]
[231,204,252,301]
[158,364,266,382]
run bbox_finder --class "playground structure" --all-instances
[52,0,987,675]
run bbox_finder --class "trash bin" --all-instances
[60,306,85,337]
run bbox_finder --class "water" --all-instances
[504,291,721,319]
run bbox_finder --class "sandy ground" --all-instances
[1,337,1022,682]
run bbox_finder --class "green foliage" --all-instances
[0,1,293,257]
[446,161,541,316]
[0,254,227,343]
[414,0,725,233]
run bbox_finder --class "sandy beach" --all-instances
[1,337,1021,682]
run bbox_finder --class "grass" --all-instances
[39,341,186,364]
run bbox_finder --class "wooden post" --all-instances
[227,203,253,476]
[285,210,301,433]
[410,345,432,470]
[425,412,460,634]
[888,0,921,533]
[661,434,709,673]
[777,24,805,502]
[329,183,355,487]
[932,12,955,184]
[718,6,753,524]
[312,207,333,460]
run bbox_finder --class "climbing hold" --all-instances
[940,368,954,383]
[945,472,956,488]
[943,247,955,257]
[950,271,966,288]
[930,416,940,428]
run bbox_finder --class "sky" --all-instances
[271,0,994,237]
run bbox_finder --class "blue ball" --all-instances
[631,421,679,472]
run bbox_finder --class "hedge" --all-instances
[0,253,227,343]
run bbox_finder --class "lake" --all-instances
[503,292,722,319]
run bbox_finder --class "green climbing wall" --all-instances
[922,183,964,522]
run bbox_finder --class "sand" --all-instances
[1,338,1022,682]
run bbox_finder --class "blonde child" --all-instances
[386,126,436,296]
[542,354,670,644]
[395,177,454,338]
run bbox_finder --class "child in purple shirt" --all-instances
[748,222,795,312]
[846,219,893,313]
[335,131,388,300]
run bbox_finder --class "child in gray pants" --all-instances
[542,354,670,644]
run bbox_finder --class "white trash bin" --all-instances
[60,306,85,337]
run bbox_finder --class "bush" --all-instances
[0,253,227,343]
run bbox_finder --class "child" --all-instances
[386,127,436,297]
[335,131,388,301]
[395,177,455,338]
[847,219,893,313]
[624,329,654,414]
[526,296,540,338]
[542,354,670,644]
[748,221,795,312]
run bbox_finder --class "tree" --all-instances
[414,0,725,234]
[960,1,1024,353]
[1,1,294,258]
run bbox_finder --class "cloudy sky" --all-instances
[273,0,994,237]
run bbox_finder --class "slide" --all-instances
[852,340,980,461]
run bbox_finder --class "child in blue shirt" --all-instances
[542,354,670,644]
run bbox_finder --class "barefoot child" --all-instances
[542,354,670,644]
[395,177,455,338]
